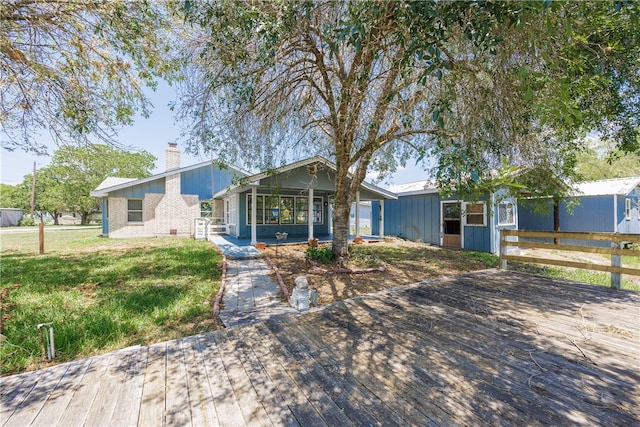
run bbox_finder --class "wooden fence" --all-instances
[499,230,640,289]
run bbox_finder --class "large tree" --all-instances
[575,137,640,181]
[0,0,176,153]
[0,183,22,209]
[49,144,155,224]
[8,166,66,223]
[176,0,639,256]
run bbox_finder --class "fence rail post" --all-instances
[611,242,622,289]
[499,230,508,270]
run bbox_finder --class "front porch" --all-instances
[208,232,383,248]
[210,156,397,245]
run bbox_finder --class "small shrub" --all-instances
[19,217,35,226]
[349,247,381,268]
[305,246,335,264]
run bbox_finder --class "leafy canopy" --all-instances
[1,0,176,153]
[175,0,639,255]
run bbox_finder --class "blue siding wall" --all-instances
[519,196,615,232]
[569,196,615,232]
[464,225,491,253]
[374,193,510,254]
[108,164,236,200]
[461,195,492,253]
[110,178,165,198]
[181,165,238,199]
[372,194,441,244]
[618,189,640,234]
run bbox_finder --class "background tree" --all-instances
[49,144,155,224]
[0,183,22,208]
[177,0,639,256]
[7,167,66,223]
[1,0,176,153]
[575,137,640,181]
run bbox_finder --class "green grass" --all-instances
[1,229,221,376]
[508,258,640,292]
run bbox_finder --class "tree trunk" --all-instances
[52,212,59,225]
[81,212,90,225]
[332,196,351,257]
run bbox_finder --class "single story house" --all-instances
[91,145,396,242]
[371,180,519,254]
[518,176,640,235]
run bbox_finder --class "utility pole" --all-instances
[30,161,36,219]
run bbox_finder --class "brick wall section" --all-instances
[166,144,180,170]
[108,172,201,238]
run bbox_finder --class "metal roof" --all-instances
[90,160,248,197]
[574,176,640,197]
[386,179,438,196]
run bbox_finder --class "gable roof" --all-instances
[90,160,248,197]
[93,177,136,193]
[214,155,397,200]
[574,176,640,197]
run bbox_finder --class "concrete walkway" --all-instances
[209,235,298,328]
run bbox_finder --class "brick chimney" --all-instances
[166,143,180,171]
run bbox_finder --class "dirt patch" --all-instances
[262,238,497,306]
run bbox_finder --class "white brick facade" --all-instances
[108,172,201,238]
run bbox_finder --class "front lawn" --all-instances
[1,229,222,376]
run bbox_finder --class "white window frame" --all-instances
[625,198,631,220]
[497,201,516,226]
[127,199,143,223]
[200,201,213,218]
[462,202,487,227]
[246,194,323,225]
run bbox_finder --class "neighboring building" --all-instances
[371,180,519,254]
[91,144,245,238]
[518,176,640,235]
[0,208,24,227]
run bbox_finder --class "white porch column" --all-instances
[355,191,361,236]
[308,188,314,240]
[379,199,385,238]
[251,185,257,245]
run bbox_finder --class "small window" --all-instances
[463,202,486,226]
[200,201,213,218]
[127,199,143,222]
[625,198,631,220]
[497,202,515,226]
[280,197,294,224]
[295,198,308,224]
[313,197,323,224]
[247,195,265,225]
[265,196,279,224]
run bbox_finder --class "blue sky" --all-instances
[1,81,428,187]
